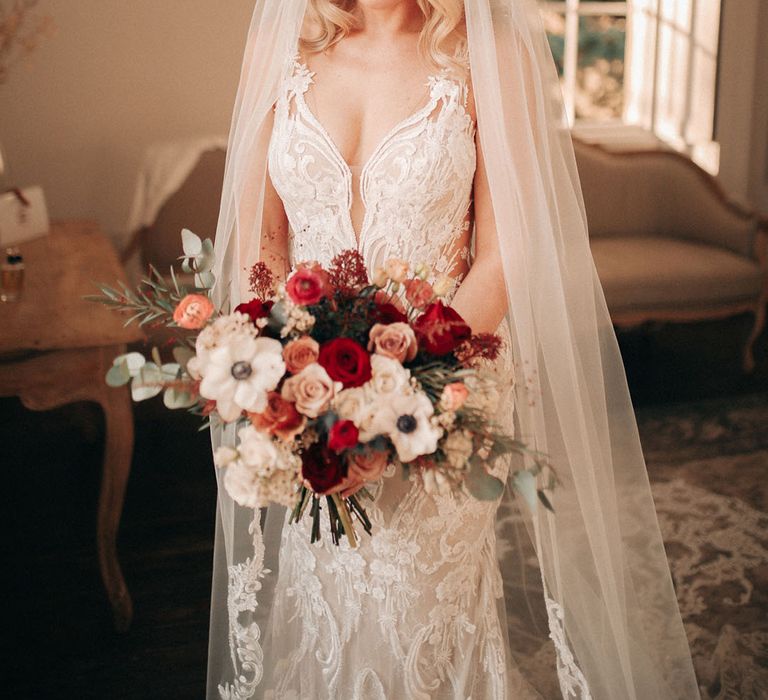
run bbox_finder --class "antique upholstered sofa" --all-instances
[574,140,767,371]
[124,139,768,370]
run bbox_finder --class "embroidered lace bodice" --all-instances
[267,58,477,279]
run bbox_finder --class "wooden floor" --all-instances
[3,313,766,699]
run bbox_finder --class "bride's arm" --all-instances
[260,171,291,283]
[258,111,291,283]
[449,132,509,334]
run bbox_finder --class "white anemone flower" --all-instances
[380,391,443,463]
[197,334,285,422]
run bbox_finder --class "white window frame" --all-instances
[542,1,630,125]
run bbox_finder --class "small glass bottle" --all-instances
[1,248,25,302]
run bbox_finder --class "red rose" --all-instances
[318,338,372,388]
[235,298,274,324]
[327,419,359,453]
[301,442,347,493]
[412,301,471,356]
[285,263,331,306]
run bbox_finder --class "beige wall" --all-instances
[0,0,254,246]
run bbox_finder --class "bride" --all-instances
[207,1,701,699]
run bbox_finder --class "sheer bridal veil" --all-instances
[207,1,700,698]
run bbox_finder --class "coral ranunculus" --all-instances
[404,279,434,309]
[173,294,214,329]
[327,419,359,453]
[318,338,372,388]
[285,263,330,306]
[249,392,306,441]
[235,298,274,324]
[301,441,347,493]
[412,301,471,356]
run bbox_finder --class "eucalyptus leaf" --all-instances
[112,352,146,377]
[105,361,131,387]
[163,387,198,409]
[513,470,538,513]
[160,363,182,381]
[172,345,196,371]
[195,271,215,289]
[181,228,202,257]
[466,462,504,501]
[198,238,215,270]
[131,362,163,401]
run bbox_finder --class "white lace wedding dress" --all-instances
[257,58,542,700]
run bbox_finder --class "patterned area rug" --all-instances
[638,393,768,699]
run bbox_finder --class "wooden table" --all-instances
[0,221,144,632]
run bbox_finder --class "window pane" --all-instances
[576,14,626,121]
[542,10,567,78]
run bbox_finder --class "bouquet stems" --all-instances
[290,485,367,549]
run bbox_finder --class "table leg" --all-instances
[96,348,135,633]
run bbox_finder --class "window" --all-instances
[542,1,629,124]
[542,0,723,174]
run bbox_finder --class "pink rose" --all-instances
[281,362,341,418]
[404,279,434,309]
[348,450,389,482]
[367,322,418,363]
[173,294,214,329]
[283,336,320,374]
[440,382,470,411]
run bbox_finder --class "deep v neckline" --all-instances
[293,61,443,249]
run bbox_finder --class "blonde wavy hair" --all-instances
[301,0,466,71]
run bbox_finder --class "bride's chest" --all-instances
[267,60,477,266]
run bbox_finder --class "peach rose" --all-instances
[281,362,341,418]
[348,450,389,482]
[372,267,388,288]
[440,382,470,411]
[283,335,320,374]
[404,279,434,309]
[249,392,306,441]
[384,258,409,283]
[173,294,214,329]
[368,322,418,363]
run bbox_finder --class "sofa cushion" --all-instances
[591,236,763,311]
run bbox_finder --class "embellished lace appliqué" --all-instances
[267,58,477,284]
[219,515,269,700]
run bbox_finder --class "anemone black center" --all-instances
[231,361,253,380]
[396,414,418,434]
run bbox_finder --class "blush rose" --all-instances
[281,362,341,418]
[367,322,418,363]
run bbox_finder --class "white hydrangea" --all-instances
[218,426,301,509]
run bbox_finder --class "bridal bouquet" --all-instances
[90,230,554,547]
